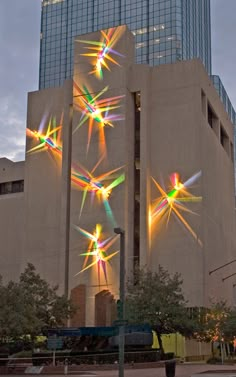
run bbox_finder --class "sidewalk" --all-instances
[93,364,236,377]
[0,363,235,377]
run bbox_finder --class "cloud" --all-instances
[0,0,235,163]
[211,0,236,107]
[0,94,26,160]
[0,0,41,161]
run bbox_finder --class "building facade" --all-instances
[1,28,236,330]
[0,159,24,281]
[39,0,211,89]
[39,0,236,128]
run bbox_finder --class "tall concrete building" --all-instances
[1,28,236,340]
[39,0,211,89]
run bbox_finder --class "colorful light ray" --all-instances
[73,82,124,155]
[78,27,125,79]
[73,223,119,286]
[71,158,125,226]
[150,171,202,246]
[27,117,62,157]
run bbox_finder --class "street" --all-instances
[93,364,236,377]
[1,363,236,377]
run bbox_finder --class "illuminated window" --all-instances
[136,42,146,49]
[42,0,64,6]
[39,0,212,89]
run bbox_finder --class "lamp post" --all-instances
[114,227,125,377]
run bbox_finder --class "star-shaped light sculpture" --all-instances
[71,157,125,226]
[78,27,125,79]
[27,116,62,157]
[150,171,202,246]
[74,223,119,286]
[73,82,124,155]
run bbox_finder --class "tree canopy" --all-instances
[0,264,75,343]
[125,265,199,352]
[195,301,236,344]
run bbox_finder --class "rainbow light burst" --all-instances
[27,117,62,157]
[73,82,124,155]
[71,157,125,226]
[78,27,125,79]
[150,171,202,246]
[74,223,119,286]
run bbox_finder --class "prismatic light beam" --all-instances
[71,157,125,227]
[73,223,119,286]
[27,117,62,157]
[150,171,202,246]
[73,82,124,155]
[78,27,125,80]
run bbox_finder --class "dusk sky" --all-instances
[0,0,235,162]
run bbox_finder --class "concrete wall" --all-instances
[126,58,236,307]
[69,26,135,325]
[23,84,71,290]
[0,27,236,323]
[146,60,236,307]
[0,158,25,281]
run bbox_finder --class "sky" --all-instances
[0,0,235,162]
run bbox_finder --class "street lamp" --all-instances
[114,227,125,377]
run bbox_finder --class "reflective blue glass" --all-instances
[211,75,236,126]
[39,0,211,89]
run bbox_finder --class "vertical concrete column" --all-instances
[139,68,151,268]
[72,27,135,326]
[59,79,73,297]
[124,89,135,277]
[127,65,151,270]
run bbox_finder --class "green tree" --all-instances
[126,265,198,354]
[222,309,236,341]
[193,301,235,360]
[199,301,229,342]
[193,301,232,342]
[0,264,75,344]
[0,278,28,342]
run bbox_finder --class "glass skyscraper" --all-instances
[39,0,211,89]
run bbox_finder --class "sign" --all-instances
[47,336,63,350]
[113,320,129,327]
[112,323,152,333]
[25,366,43,374]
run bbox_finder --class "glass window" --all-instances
[39,0,213,89]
